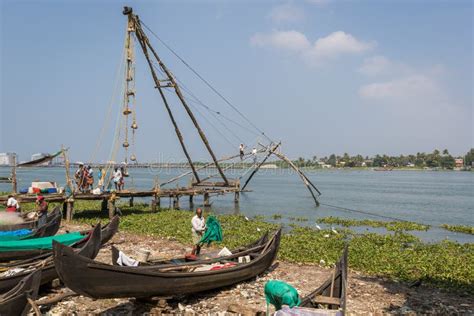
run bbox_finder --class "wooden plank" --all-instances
[312,295,341,306]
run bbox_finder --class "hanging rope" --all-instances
[141,21,274,143]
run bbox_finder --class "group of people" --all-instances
[4,194,48,225]
[239,143,258,164]
[74,164,126,192]
[74,164,96,192]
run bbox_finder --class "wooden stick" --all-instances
[241,142,280,191]
[35,289,77,306]
[27,297,41,316]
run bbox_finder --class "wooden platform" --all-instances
[0,184,241,221]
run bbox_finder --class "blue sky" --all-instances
[1,0,472,163]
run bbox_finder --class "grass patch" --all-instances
[318,216,430,231]
[441,224,474,235]
[71,204,473,294]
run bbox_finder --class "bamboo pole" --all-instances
[130,15,201,184]
[271,151,320,206]
[61,146,74,194]
[134,17,228,186]
[11,155,17,193]
[241,142,281,191]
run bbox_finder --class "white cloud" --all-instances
[358,56,392,76]
[250,30,374,66]
[359,75,438,100]
[250,30,310,53]
[268,3,305,24]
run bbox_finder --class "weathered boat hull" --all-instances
[0,270,41,316]
[0,224,102,294]
[54,229,281,299]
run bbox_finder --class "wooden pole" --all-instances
[272,151,320,206]
[131,15,201,183]
[203,192,210,206]
[241,142,280,191]
[61,146,74,194]
[11,155,17,193]
[135,21,229,186]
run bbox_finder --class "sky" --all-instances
[1,0,472,163]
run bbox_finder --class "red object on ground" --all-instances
[185,253,199,261]
[6,206,17,212]
[210,262,237,271]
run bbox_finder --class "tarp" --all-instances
[17,150,63,167]
[0,229,32,241]
[199,216,223,245]
[265,280,301,311]
[0,232,84,252]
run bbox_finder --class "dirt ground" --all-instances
[36,222,473,315]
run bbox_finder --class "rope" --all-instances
[141,21,273,143]
[89,27,128,163]
[319,202,421,224]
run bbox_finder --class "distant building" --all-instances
[455,158,464,168]
[0,152,17,166]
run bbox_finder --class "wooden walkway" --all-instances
[0,184,241,220]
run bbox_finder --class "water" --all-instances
[1,166,472,243]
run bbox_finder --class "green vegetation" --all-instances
[72,202,473,294]
[318,216,430,231]
[284,148,473,169]
[441,224,474,235]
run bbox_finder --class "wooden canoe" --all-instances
[54,228,281,299]
[0,216,118,263]
[0,206,61,238]
[298,246,348,315]
[0,224,102,294]
[0,270,41,316]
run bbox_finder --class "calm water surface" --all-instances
[1,167,472,243]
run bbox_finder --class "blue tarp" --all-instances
[0,229,33,241]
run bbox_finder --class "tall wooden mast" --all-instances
[123,7,229,186]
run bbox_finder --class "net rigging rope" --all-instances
[141,21,274,143]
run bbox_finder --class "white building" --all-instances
[0,153,17,166]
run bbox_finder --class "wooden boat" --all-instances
[0,270,41,316]
[0,224,102,294]
[0,206,61,233]
[0,216,118,263]
[54,228,281,299]
[0,207,61,242]
[297,246,348,315]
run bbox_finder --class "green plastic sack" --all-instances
[265,280,301,311]
[199,215,222,245]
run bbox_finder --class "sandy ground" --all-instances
[36,222,473,315]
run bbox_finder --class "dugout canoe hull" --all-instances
[0,270,41,316]
[54,229,281,299]
[0,224,102,294]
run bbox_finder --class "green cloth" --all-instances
[265,280,301,311]
[199,216,222,245]
[0,232,84,252]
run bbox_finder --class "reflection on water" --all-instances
[0,167,472,243]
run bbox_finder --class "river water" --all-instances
[1,166,472,243]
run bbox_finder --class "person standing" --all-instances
[5,194,20,213]
[113,167,122,191]
[87,166,94,190]
[97,168,104,190]
[252,147,258,164]
[239,143,245,160]
[119,166,125,190]
[35,195,48,226]
[191,208,206,255]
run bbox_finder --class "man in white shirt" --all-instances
[6,194,20,212]
[191,208,206,255]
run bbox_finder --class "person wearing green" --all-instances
[265,280,301,311]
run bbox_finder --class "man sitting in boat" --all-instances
[5,194,20,213]
[35,195,48,226]
[191,208,206,255]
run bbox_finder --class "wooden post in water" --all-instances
[129,197,134,207]
[11,155,17,193]
[173,196,180,209]
[189,195,194,207]
[203,192,210,207]
[234,191,240,204]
